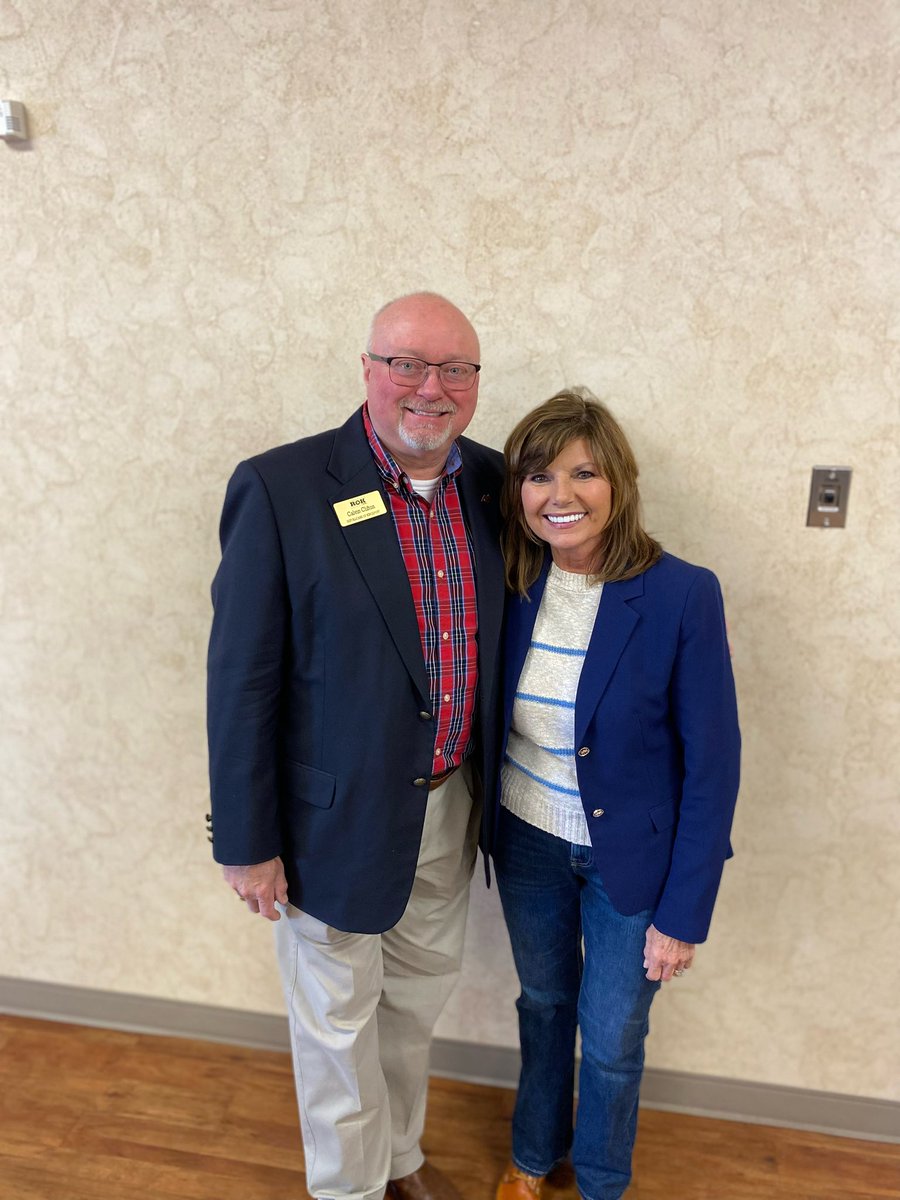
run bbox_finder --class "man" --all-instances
[207,293,505,1200]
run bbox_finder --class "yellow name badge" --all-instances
[333,490,388,527]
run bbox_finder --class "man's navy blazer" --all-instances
[496,551,741,944]
[207,409,505,934]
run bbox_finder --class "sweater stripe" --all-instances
[515,691,576,709]
[505,755,582,797]
[530,641,587,657]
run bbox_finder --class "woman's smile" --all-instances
[520,438,612,573]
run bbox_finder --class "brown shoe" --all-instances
[388,1161,464,1200]
[495,1164,545,1200]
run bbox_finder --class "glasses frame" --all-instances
[367,352,481,391]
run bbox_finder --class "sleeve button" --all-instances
[419,711,432,721]
[413,777,428,787]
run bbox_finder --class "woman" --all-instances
[493,390,740,1200]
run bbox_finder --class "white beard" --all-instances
[397,411,456,453]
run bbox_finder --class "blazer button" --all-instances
[419,711,432,721]
[578,747,590,757]
[592,808,605,818]
[413,777,428,787]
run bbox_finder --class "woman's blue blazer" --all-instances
[496,551,741,944]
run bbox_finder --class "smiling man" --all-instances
[207,293,505,1200]
[364,296,481,465]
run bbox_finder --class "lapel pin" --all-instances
[481,494,491,503]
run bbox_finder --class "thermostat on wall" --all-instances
[1,101,28,141]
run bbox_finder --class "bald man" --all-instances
[207,294,505,1200]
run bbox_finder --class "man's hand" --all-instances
[643,922,695,982]
[222,857,289,921]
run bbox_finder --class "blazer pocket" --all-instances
[283,759,336,809]
[649,800,676,833]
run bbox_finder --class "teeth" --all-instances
[546,513,585,525]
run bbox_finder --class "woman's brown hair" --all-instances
[502,388,662,596]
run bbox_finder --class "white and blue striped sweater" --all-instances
[501,563,603,846]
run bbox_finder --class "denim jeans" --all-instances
[494,807,660,1200]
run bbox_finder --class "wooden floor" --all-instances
[0,1015,897,1199]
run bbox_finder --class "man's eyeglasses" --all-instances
[367,353,481,391]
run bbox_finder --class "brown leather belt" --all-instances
[429,764,460,790]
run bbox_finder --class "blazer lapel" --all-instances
[326,413,430,704]
[573,573,644,746]
[456,452,505,712]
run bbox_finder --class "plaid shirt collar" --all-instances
[362,403,463,491]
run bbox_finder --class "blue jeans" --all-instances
[494,807,660,1200]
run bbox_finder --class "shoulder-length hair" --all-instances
[502,388,662,596]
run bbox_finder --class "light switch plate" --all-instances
[806,466,852,528]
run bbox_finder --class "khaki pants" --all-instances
[274,766,480,1200]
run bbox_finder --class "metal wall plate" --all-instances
[807,466,852,528]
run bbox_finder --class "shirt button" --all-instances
[434,748,442,757]
[442,631,449,641]
[413,777,428,787]
[592,808,605,818]
[437,569,445,579]
[443,693,450,703]
[419,711,432,721]
[577,746,590,757]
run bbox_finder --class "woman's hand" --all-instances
[643,923,695,981]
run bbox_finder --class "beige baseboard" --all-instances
[1,975,896,1144]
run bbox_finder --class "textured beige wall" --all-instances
[2,0,898,1101]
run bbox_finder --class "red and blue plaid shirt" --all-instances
[363,404,478,773]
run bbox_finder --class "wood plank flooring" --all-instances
[0,1015,896,1199]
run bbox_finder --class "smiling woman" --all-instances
[501,389,660,595]
[519,439,612,574]
[492,388,741,1200]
